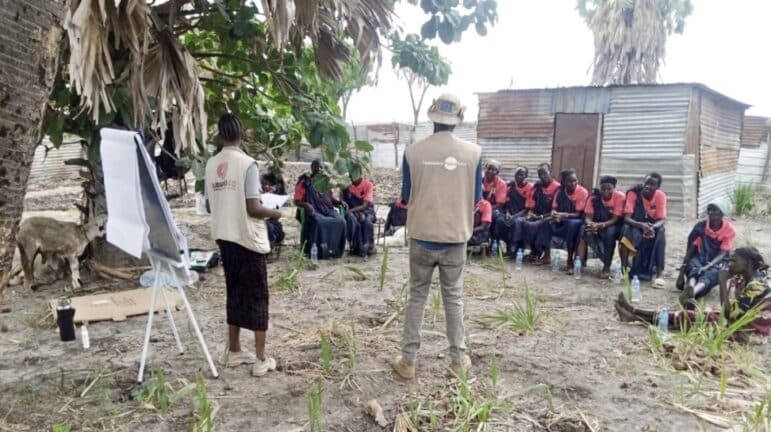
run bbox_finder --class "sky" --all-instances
[346,0,771,125]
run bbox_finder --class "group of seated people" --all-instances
[469,161,668,283]
[293,159,377,259]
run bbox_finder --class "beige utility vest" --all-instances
[405,131,482,243]
[205,147,270,254]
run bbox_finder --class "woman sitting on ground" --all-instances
[383,198,408,236]
[576,176,626,278]
[534,169,588,271]
[677,202,736,307]
[618,173,667,287]
[615,247,771,344]
[294,158,347,259]
[261,173,286,247]
[518,162,560,264]
[343,171,377,257]
[493,166,533,256]
[468,192,493,247]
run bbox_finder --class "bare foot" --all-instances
[679,284,696,310]
[614,299,638,323]
[600,270,611,279]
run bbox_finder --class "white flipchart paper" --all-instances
[261,193,289,210]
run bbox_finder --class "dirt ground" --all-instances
[2,171,771,431]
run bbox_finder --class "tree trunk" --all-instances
[0,0,65,301]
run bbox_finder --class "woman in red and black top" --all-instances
[619,173,667,285]
[535,169,589,270]
[519,162,560,263]
[494,166,533,255]
[576,176,626,278]
[677,202,736,307]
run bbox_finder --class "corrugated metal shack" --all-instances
[737,116,771,188]
[476,84,750,218]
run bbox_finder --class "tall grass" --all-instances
[320,334,332,375]
[307,381,324,432]
[484,282,539,333]
[190,374,214,432]
[732,184,756,216]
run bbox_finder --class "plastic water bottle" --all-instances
[81,324,90,349]
[515,249,524,271]
[139,271,176,287]
[612,260,622,284]
[631,276,641,304]
[574,256,582,280]
[310,243,319,263]
[491,240,499,257]
[552,253,561,273]
[657,307,669,339]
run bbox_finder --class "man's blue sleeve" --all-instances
[402,155,411,204]
[474,161,482,203]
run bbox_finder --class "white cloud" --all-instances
[346,0,770,124]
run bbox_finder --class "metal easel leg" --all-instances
[137,263,162,383]
[169,271,219,379]
[160,262,184,355]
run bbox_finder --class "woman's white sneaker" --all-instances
[252,357,277,377]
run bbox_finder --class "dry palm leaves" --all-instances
[65,0,205,152]
[578,0,691,85]
[260,0,394,81]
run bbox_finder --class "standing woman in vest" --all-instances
[392,93,483,379]
[205,113,283,377]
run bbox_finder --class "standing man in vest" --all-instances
[392,94,483,379]
[205,113,283,377]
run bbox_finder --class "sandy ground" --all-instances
[1,174,771,431]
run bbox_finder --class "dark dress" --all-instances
[493,182,528,250]
[517,181,556,254]
[584,189,622,267]
[620,185,666,281]
[342,190,376,256]
[384,201,408,232]
[295,175,347,259]
[683,221,730,298]
[534,187,583,253]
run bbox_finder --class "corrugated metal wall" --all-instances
[741,116,770,147]
[737,142,770,187]
[478,138,553,180]
[599,86,694,218]
[698,92,743,214]
[29,138,84,181]
[552,87,611,114]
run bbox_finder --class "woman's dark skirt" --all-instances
[621,224,666,281]
[585,223,621,267]
[216,240,269,331]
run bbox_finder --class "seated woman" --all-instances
[576,176,626,278]
[518,163,560,263]
[294,159,347,259]
[677,202,736,307]
[343,172,376,257]
[615,247,771,344]
[534,169,588,271]
[493,166,533,255]
[261,173,286,247]
[383,199,408,236]
[618,173,667,286]
[468,193,493,247]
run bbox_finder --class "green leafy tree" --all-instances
[577,0,693,85]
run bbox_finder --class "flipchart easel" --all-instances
[100,128,219,383]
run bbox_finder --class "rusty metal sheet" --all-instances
[552,87,611,114]
[700,93,742,177]
[741,116,770,147]
[477,90,554,139]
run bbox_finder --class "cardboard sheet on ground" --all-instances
[49,288,182,323]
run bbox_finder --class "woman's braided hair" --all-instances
[218,112,242,142]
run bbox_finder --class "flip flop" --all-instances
[651,278,666,289]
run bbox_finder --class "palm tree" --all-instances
[0,0,395,301]
[577,0,693,85]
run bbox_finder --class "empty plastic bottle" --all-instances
[612,259,623,284]
[310,243,319,264]
[491,240,499,257]
[515,249,524,271]
[657,306,669,340]
[631,275,641,304]
[574,256,582,280]
[552,253,561,273]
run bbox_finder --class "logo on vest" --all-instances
[216,162,228,179]
[443,156,459,171]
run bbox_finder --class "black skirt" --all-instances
[216,240,269,331]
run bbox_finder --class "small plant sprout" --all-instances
[489,355,500,391]
[190,374,215,432]
[484,282,539,334]
[320,333,332,375]
[307,381,324,432]
[430,290,443,324]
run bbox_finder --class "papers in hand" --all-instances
[261,193,289,210]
